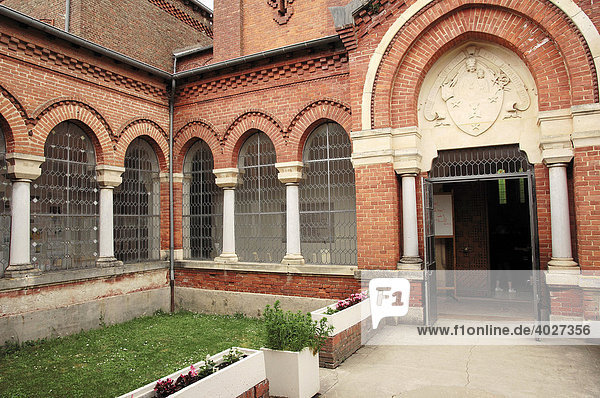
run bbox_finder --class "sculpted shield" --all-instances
[423,46,530,136]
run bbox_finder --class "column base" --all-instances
[3,264,41,278]
[215,253,239,263]
[548,257,579,272]
[281,254,305,265]
[96,257,124,268]
[397,257,423,270]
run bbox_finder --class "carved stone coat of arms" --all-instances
[423,46,531,136]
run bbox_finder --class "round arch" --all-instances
[223,111,285,168]
[361,0,600,130]
[115,120,169,173]
[173,119,221,173]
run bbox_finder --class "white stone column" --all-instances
[399,173,422,269]
[214,168,239,263]
[96,165,125,267]
[547,163,577,269]
[4,153,45,278]
[276,162,304,265]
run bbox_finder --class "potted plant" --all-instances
[117,347,267,398]
[310,291,371,368]
[261,301,333,398]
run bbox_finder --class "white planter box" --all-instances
[261,347,319,398]
[310,298,371,335]
[117,347,266,398]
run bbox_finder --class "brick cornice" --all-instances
[0,32,167,100]
[147,0,213,38]
[177,52,349,103]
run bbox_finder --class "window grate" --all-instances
[114,138,161,263]
[236,132,286,263]
[183,140,223,260]
[300,123,357,265]
[31,122,99,271]
[0,127,10,275]
[429,145,532,180]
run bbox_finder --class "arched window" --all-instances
[236,132,285,262]
[114,138,161,263]
[0,126,10,275]
[300,122,357,265]
[31,121,99,271]
[183,140,222,259]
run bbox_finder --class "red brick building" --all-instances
[1,0,599,343]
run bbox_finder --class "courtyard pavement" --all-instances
[319,340,600,397]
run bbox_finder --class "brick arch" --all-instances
[0,86,28,153]
[287,99,352,162]
[115,120,169,173]
[364,0,600,129]
[30,100,113,163]
[173,119,221,173]
[222,111,285,168]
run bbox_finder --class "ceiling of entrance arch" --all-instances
[423,45,531,136]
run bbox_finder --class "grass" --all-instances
[0,311,266,398]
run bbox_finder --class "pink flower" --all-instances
[189,364,198,377]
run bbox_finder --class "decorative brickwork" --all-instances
[266,0,295,25]
[173,119,221,173]
[148,0,213,37]
[0,32,167,99]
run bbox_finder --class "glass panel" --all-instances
[300,123,357,265]
[183,140,223,260]
[0,127,10,275]
[235,132,286,263]
[31,122,99,271]
[114,138,161,263]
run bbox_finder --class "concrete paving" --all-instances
[319,340,600,397]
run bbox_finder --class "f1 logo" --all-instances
[369,278,411,329]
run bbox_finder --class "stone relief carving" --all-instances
[424,46,531,136]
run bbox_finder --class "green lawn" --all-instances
[0,311,266,398]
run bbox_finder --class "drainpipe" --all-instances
[64,0,70,32]
[169,58,176,313]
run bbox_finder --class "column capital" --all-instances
[539,135,574,165]
[6,153,45,180]
[96,165,125,188]
[275,161,304,184]
[213,167,240,188]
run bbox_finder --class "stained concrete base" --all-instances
[320,343,600,397]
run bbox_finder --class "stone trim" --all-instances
[176,260,358,277]
[0,261,169,292]
[5,153,45,180]
[96,165,125,187]
[275,161,304,184]
[213,167,240,188]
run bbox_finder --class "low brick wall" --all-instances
[237,379,269,398]
[319,317,374,369]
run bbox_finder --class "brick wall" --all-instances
[574,146,600,270]
[548,287,583,317]
[213,0,242,61]
[175,268,360,299]
[2,0,212,70]
[355,163,400,269]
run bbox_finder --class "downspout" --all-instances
[169,58,176,313]
[64,0,70,32]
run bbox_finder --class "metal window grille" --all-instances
[300,123,357,265]
[236,132,286,263]
[114,138,161,263]
[30,122,99,271]
[183,140,223,260]
[0,127,10,276]
[429,144,532,180]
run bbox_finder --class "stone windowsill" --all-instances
[0,261,169,292]
[175,260,358,277]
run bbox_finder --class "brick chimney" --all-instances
[213,0,243,62]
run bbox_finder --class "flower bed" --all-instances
[311,293,372,368]
[117,347,267,398]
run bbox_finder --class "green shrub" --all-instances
[263,301,333,354]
